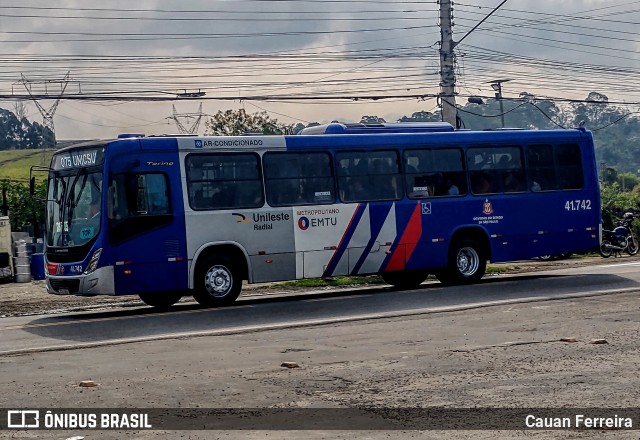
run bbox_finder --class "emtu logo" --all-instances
[298,217,310,230]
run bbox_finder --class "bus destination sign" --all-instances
[53,148,104,170]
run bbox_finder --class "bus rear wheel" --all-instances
[139,292,182,309]
[436,239,486,285]
[194,255,242,307]
[381,270,428,289]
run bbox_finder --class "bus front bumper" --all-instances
[46,265,115,296]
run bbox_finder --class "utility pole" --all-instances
[439,0,510,128]
[167,103,204,135]
[489,79,510,128]
[17,72,71,157]
[439,0,457,127]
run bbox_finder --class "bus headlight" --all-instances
[84,248,102,274]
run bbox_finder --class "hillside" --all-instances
[0,149,56,182]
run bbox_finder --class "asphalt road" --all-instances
[1,260,639,355]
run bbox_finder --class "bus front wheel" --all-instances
[194,255,242,307]
[139,292,182,309]
[436,239,486,285]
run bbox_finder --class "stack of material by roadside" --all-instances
[13,239,31,283]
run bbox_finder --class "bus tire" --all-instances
[139,292,182,309]
[194,255,242,307]
[381,270,428,289]
[436,238,486,285]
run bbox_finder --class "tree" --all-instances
[397,111,440,123]
[13,101,28,121]
[360,116,386,124]
[204,109,295,136]
[0,179,47,233]
[0,107,52,150]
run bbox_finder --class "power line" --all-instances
[454,0,510,48]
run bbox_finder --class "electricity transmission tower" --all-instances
[17,71,71,151]
[167,103,204,134]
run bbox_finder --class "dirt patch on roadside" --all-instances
[0,254,637,317]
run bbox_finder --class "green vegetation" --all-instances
[282,275,384,288]
[0,149,55,182]
[485,265,511,274]
[0,149,52,232]
[0,107,54,149]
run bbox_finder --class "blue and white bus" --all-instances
[41,122,601,308]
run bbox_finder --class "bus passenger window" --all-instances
[337,150,400,202]
[186,153,263,210]
[527,145,556,191]
[556,144,583,189]
[405,147,465,198]
[264,152,334,207]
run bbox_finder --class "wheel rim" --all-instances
[457,246,479,277]
[600,241,612,256]
[204,265,232,297]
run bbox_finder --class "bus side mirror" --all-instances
[29,177,35,196]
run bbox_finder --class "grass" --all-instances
[486,264,512,274]
[282,275,385,288]
[0,149,56,182]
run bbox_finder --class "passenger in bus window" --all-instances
[349,178,368,201]
[472,173,492,194]
[446,178,459,195]
[295,180,307,204]
[530,171,543,192]
[246,184,264,206]
[192,190,206,209]
[504,172,522,193]
[211,184,234,208]
[89,195,100,220]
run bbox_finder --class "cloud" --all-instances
[0,0,637,139]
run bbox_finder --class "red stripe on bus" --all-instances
[385,203,422,271]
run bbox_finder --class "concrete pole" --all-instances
[439,0,457,127]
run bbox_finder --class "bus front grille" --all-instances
[49,279,81,294]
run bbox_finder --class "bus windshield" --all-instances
[46,170,103,248]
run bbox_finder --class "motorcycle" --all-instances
[599,212,639,258]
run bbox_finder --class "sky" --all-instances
[0,0,638,140]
